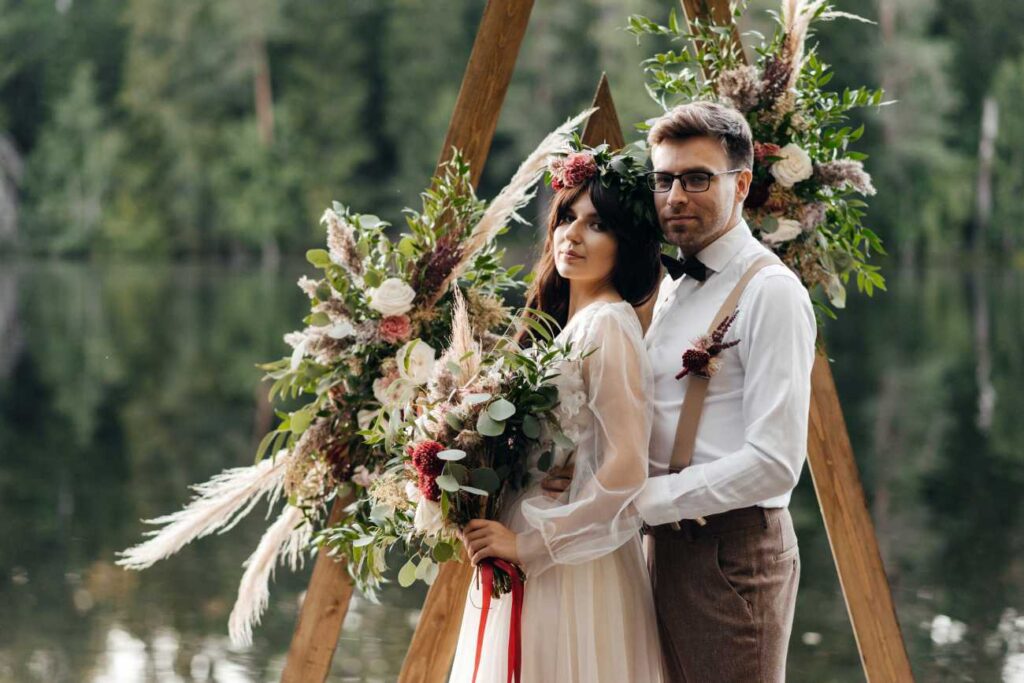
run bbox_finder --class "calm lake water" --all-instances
[0,256,1022,682]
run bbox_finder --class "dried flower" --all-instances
[814,159,876,196]
[369,472,412,510]
[717,66,764,112]
[297,276,321,299]
[321,208,364,276]
[378,315,413,344]
[760,55,792,107]
[764,184,799,214]
[465,288,510,334]
[799,202,827,232]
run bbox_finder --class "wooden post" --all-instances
[397,73,625,683]
[282,1,534,681]
[280,494,355,683]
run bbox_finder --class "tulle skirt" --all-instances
[448,489,664,683]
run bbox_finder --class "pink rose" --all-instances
[378,314,412,344]
[562,152,598,186]
[754,142,782,163]
[548,152,597,190]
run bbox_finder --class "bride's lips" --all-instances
[560,250,584,261]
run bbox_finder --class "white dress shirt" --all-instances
[634,220,817,526]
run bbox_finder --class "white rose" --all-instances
[762,218,803,246]
[396,339,436,385]
[769,143,813,188]
[413,498,445,537]
[367,278,416,316]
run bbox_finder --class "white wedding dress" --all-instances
[448,300,664,683]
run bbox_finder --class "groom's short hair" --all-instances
[647,102,754,170]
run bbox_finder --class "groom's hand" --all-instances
[540,464,574,498]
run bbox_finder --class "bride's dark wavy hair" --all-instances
[520,175,662,341]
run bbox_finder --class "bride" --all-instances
[448,148,665,683]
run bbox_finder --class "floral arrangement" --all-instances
[318,292,582,598]
[628,0,887,316]
[675,312,742,380]
[545,133,660,236]
[117,111,594,646]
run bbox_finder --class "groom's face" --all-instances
[651,136,750,257]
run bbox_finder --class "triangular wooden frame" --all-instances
[281,2,916,681]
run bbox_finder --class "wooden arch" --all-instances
[282,2,915,681]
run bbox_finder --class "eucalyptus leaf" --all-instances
[460,485,489,497]
[448,463,469,483]
[537,450,553,472]
[398,559,417,588]
[469,467,501,493]
[465,393,492,405]
[306,249,331,268]
[522,414,541,439]
[487,398,516,422]
[476,412,506,437]
[436,474,460,492]
[432,541,454,562]
[438,449,467,461]
[415,557,433,580]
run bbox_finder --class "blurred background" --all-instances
[0,0,1022,681]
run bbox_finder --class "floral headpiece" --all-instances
[545,134,660,235]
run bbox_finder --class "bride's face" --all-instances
[553,192,618,284]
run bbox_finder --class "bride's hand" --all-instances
[462,519,519,566]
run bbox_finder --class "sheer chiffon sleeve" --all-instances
[515,305,654,578]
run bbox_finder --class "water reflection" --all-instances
[0,258,1021,682]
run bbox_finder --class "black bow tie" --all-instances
[661,253,709,282]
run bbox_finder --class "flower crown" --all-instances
[545,135,660,234]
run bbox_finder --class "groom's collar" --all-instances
[691,219,752,276]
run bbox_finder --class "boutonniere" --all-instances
[676,312,741,380]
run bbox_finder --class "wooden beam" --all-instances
[435,0,535,186]
[582,74,625,148]
[807,352,915,681]
[280,493,356,683]
[283,2,533,681]
[679,0,747,65]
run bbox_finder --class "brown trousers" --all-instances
[646,506,800,683]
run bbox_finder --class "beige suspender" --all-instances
[668,254,783,474]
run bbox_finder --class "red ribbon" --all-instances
[471,558,524,683]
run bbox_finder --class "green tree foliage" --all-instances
[21,64,122,255]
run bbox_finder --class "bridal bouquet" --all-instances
[319,293,582,598]
[629,0,886,317]
[117,111,594,645]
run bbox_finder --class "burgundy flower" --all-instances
[676,312,742,380]
[407,440,445,477]
[378,314,412,344]
[418,472,442,502]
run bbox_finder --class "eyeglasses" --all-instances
[645,169,744,193]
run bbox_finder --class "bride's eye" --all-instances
[589,220,605,231]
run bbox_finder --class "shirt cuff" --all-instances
[636,476,683,527]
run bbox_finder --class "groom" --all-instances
[546,101,816,682]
